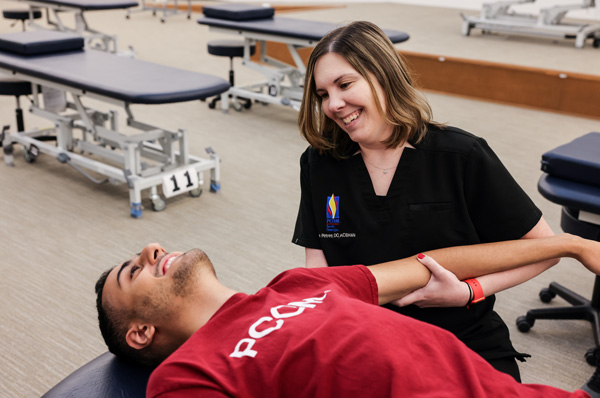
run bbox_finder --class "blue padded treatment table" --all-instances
[0,31,229,104]
[198,15,410,44]
[0,30,229,218]
[197,3,409,43]
[197,3,409,111]
[24,0,138,11]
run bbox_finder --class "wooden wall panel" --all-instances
[401,51,600,119]
[251,43,600,120]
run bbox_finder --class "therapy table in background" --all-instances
[461,0,600,48]
[17,0,138,53]
[198,4,410,111]
[0,30,230,218]
[125,0,192,23]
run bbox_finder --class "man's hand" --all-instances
[392,254,471,308]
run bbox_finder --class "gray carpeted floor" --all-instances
[0,1,599,396]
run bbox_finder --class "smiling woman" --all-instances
[292,20,557,381]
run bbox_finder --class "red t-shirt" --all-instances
[147,265,589,398]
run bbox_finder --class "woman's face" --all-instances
[314,52,392,149]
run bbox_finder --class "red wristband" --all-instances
[464,278,485,307]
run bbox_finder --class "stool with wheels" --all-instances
[0,77,50,163]
[516,132,600,366]
[206,39,256,111]
[2,9,42,31]
[0,77,33,134]
[1,9,41,138]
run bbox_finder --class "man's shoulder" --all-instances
[267,265,365,287]
[265,266,328,289]
[267,265,377,305]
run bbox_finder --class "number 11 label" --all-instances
[162,168,199,198]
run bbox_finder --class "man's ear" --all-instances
[126,322,156,350]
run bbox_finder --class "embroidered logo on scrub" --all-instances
[326,193,339,232]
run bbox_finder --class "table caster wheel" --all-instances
[24,144,39,163]
[150,194,166,212]
[189,187,203,197]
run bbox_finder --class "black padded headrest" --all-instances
[541,132,600,188]
[42,352,152,398]
[202,3,274,21]
[0,31,84,55]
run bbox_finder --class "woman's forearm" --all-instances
[371,233,590,304]
[421,234,578,280]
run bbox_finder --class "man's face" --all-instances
[102,243,206,325]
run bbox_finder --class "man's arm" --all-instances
[368,233,598,305]
[397,218,558,307]
[475,218,557,297]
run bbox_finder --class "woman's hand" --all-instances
[392,254,471,308]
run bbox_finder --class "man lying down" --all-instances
[96,234,600,397]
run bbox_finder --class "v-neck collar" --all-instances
[350,147,416,215]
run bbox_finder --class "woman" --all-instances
[292,20,556,381]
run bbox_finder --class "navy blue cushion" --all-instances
[541,132,600,188]
[3,9,43,20]
[538,174,600,214]
[207,39,256,58]
[0,31,83,55]
[202,3,274,21]
[0,76,34,96]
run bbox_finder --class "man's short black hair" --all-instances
[95,268,162,368]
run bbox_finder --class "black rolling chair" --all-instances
[517,132,600,366]
[206,39,256,111]
[3,9,42,31]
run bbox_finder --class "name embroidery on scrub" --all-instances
[230,290,331,359]
[326,193,339,232]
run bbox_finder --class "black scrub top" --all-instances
[292,124,542,361]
